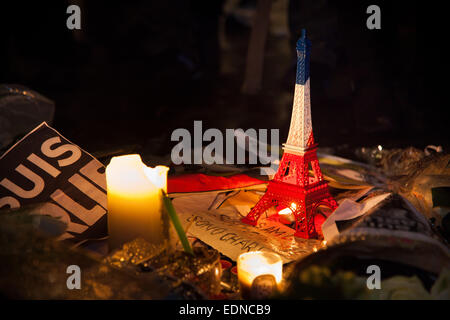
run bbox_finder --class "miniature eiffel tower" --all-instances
[242,29,337,239]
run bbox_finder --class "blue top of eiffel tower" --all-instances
[296,29,311,85]
[284,29,314,153]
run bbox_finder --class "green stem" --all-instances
[161,190,194,256]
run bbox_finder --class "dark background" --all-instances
[1,0,448,159]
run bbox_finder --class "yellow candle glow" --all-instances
[106,154,169,249]
[237,251,282,299]
[144,165,169,192]
[278,202,297,222]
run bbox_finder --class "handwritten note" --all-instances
[173,192,319,263]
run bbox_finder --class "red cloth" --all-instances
[167,173,265,194]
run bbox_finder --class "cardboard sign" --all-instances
[173,192,320,263]
[0,122,107,241]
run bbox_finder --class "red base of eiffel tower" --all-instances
[242,140,337,239]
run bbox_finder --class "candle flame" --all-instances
[144,165,169,192]
[237,251,283,285]
[278,203,297,216]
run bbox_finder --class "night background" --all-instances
[1,0,448,158]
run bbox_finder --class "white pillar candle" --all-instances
[278,202,297,223]
[237,251,282,299]
[106,154,169,249]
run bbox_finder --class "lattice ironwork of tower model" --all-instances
[241,29,338,239]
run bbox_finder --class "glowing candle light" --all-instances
[278,203,296,216]
[237,251,282,299]
[144,165,169,192]
[106,154,169,249]
[278,203,297,223]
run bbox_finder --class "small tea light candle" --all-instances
[278,202,297,223]
[106,154,169,249]
[237,251,282,299]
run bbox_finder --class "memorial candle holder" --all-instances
[237,251,282,299]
